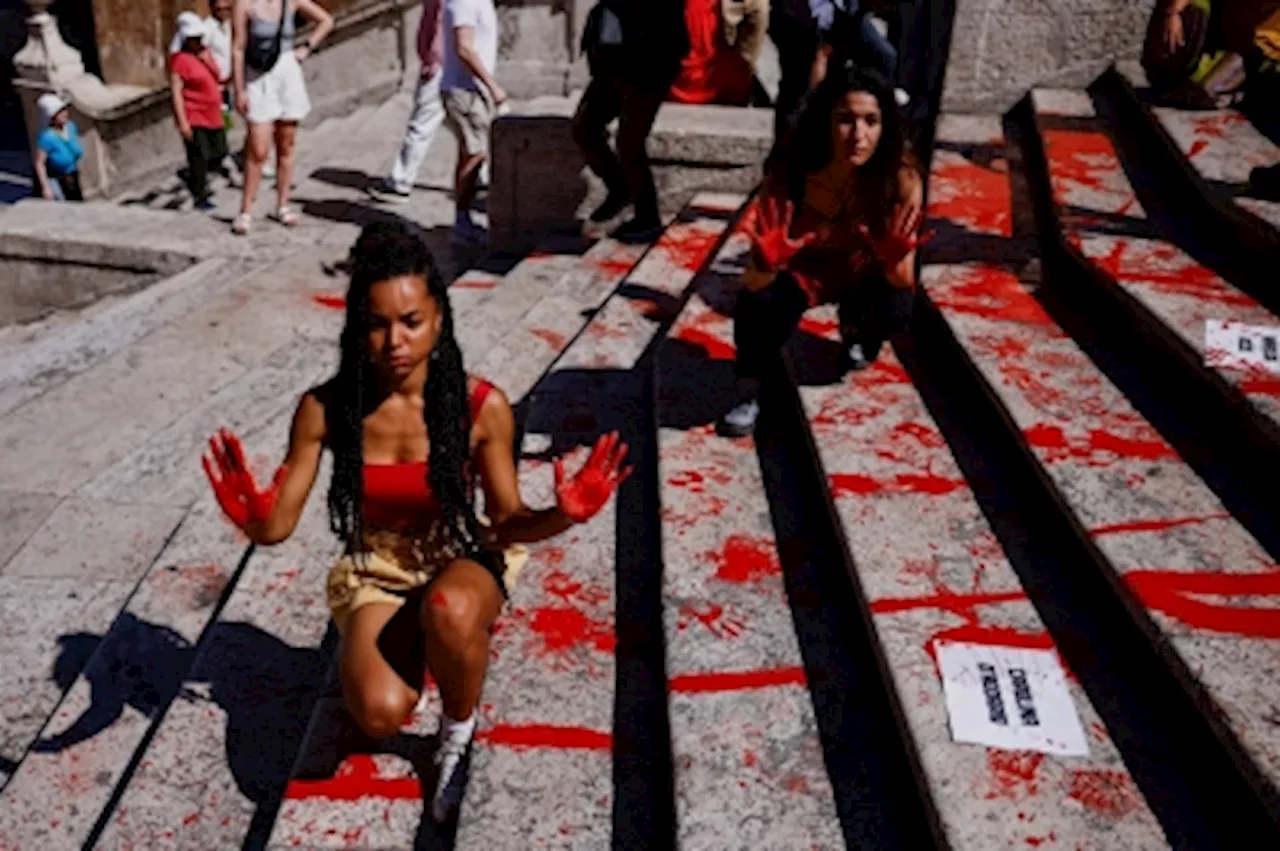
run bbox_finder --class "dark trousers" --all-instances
[733,271,915,379]
[571,74,666,222]
[56,171,83,201]
[184,126,228,202]
[770,9,822,141]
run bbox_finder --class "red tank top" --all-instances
[361,380,493,526]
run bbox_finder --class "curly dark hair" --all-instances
[776,60,914,239]
[326,220,479,554]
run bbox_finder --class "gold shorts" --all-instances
[326,527,527,632]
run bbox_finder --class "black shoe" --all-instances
[590,192,630,223]
[194,196,216,212]
[1250,164,1280,202]
[613,215,664,244]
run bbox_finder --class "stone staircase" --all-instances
[0,64,1279,850]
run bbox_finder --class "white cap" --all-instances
[36,92,69,127]
[171,12,208,53]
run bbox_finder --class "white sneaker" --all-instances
[431,725,473,822]
[717,397,760,437]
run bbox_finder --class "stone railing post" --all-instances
[12,0,87,172]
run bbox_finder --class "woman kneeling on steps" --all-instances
[718,62,930,438]
[200,221,630,822]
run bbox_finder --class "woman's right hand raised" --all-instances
[202,428,286,533]
[741,195,820,272]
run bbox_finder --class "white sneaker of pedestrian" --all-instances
[431,713,476,822]
[894,88,910,107]
[718,397,760,437]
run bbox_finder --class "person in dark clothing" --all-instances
[572,0,690,243]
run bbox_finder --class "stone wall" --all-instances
[941,0,1157,113]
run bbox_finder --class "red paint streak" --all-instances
[1089,513,1229,536]
[452,276,497,290]
[476,724,612,751]
[931,266,1058,327]
[1022,423,1176,465]
[1041,129,1137,214]
[283,755,421,801]
[677,602,746,638]
[1025,832,1057,847]
[1124,570,1280,638]
[311,293,346,311]
[530,328,568,349]
[669,666,807,693]
[668,467,731,494]
[675,325,736,360]
[528,607,616,654]
[595,253,638,279]
[829,471,968,497]
[707,534,780,583]
[869,585,1052,667]
[797,316,839,338]
[1087,238,1257,308]
[660,226,721,273]
[1187,139,1210,159]
[927,156,1014,236]
[1065,768,1141,818]
[182,812,199,826]
[986,750,1044,800]
[870,589,1028,617]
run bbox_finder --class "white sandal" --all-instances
[231,213,252,235]
[271,206,300,227]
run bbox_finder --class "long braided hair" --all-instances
[326,221,480,555]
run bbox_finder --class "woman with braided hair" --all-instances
[200,221,630,822]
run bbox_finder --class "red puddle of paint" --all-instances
[674,325,736,361]
[829,471,968,498]
[1087,239,1258,308]
[1065,768,1141,818]
[1089,513,1229,536]
[707,534,780,583]
[528,606,616,654]
[312,293,346,311]
[284,755,421,801]
[1124,570,1280,638]
[476,724,612,751]
[530,328,568,350]
[669,666,807,693]
[986,749,1044,800]
[931,265,1058,327]
[659,226,722,273]
[927,157,1014,236]
[1022,423,1176,465]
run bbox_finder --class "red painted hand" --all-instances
[554,431,632,523]
[858,204,935,269]
[741,195,820,271]
[201,428,285,530]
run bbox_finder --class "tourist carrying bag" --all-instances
[245,0,288,74]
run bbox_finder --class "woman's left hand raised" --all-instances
[555,431,633,523]
[858,203,935,269]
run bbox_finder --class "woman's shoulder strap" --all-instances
[469,378,494,420]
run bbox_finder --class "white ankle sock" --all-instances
[440,712,476,745]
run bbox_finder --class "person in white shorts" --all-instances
[369,0,447,204]
[442,0,506,246]
[231,0,332,235]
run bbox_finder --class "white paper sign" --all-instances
[936,641,1089,756]
[1205,320,1280,375]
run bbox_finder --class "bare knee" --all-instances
[423,582,488,650]
[347,682,414,740]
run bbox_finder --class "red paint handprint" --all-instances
[555,431,632,523]
[741,195,821,271]
[201,428,286,530]
[858,203,935,269]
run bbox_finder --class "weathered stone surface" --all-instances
[1032,89,1280,442]
[0,491,60,569]
[657,234,844,846]
[926,113,1280,815]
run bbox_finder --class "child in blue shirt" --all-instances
[34,93,84,201]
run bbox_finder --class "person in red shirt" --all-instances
[170,13,230,210]
[667,0,760,106]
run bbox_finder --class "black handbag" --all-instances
[245,0,289,74]
[581,0,625,72]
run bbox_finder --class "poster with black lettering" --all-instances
[1205,320,1280,374]
[936,641,1088,756]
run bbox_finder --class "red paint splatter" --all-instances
[930,265,1058,327]
[1022,422,1176,465]
[452,276,497,290]
[784,774,810,793]
[669,666,808,693]
[284,755,421,801]
[677,602,746,638]
[798,315,840,338]
[743,749,758,767]
[595,253,639,279]
[829,471,968,497]
[1187,139,1209,159]
[530,328,567,349]
[182,812,199,826]
[674,325,736,360]
[476,724,612,751]
[706,534,780,583]
[1089,513,1229,536]
[986,750,1044,800]
[1124,569,1280,638]
[1025,831,1057,847]
[1086,238,1257,308]
[927,156,1014,236]
[1041,129,1138,216]
[528,607,616,654]
[659,225,722,273]
[429,590,447,608]
[1065,768,1141,818]
[311,293,345,310]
